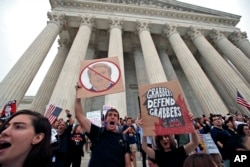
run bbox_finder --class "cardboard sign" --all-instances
[86,110,102,127]
[102,105,113,118]
[78,57,124,98]
[138,80,195,136]
[198,134,220,154]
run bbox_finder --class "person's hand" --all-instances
[75,82,82,99]
[135,118,143,126]
[65,109,72,118]
[188,113,194,121]
[137,113,141,120]
[127,126,132,131]
[65,109,70,114]
[75,82,82,91]
[127,127,132,133]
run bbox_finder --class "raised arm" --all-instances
[74,83,91,133]
[65,109,74,125]
[137,117,156,159]
[183,113,199,154]
[142,136,155,159]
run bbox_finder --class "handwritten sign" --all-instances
[78,57,124,98]
[86,110,102,127]
[102,105,113,117]
[199,134,220,154]
[139,80,194,136]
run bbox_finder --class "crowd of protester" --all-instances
[109,110,250,167]
[0,84,250,167]
[0,108,87,167]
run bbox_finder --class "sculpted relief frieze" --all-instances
[94,0,176,9]
[52,0,194,13]
[50,0,238,27]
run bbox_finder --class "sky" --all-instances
[0,0,249,96]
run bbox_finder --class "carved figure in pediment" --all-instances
[93,0,189,12]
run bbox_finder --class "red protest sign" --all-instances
[138,80,194,136]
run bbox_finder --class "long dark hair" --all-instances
[237,124,249,136]
[0,110,52,167]
[73,124,81,134]
[155,135,177,151]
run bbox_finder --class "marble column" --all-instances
[136,21,168,83]
[209,29,250,84]
[105,18,127,117]
[48,16,94,116]
[158,48,178,80]
[0,12,66,109]
[83,45,97,114]
[133,46,149,85]
[30,39,70,114]
[187,27,250,116]
[229,31,250,59]
[198,55,246,113]
[163,24,228,116]
[159,48,203,117]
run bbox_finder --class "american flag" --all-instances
[45,104,62,124]
[237,91,250,111]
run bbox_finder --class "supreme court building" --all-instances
[1,0,250,119]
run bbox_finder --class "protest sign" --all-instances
[78,57,124,98]
[86,110,102,127]
[138,80,194,136]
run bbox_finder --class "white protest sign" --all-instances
[86,110,102,127]
[197,134,220,154]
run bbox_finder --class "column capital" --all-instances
[229,31,248,43]
[162,24,178,38]
[109,17,123,29]
[136,20,151,33]
[208,29,225,42]
[80,15,95,29]
[58,38,70,48]
[47,12,67,31]
[186,26,203,41]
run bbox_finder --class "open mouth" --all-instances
[110,121,115,125]
[0,142,11,149]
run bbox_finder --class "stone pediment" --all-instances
[87,0,240,19]
[50,0,240,26]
